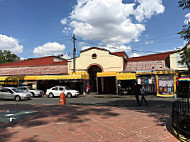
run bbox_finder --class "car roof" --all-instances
[52,86,66,88]
[3,87,17,89]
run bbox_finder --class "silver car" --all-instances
[17,86,44,97]
[0,87,31,101]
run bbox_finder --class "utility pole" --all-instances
[72,34,77,73]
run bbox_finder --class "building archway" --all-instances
[87,64,103,92]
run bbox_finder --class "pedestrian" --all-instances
[133,82,141,106]
[140,83,148,106]
[86,84,90,94]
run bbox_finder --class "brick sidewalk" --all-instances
[0,104,178,142]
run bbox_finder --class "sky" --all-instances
[0,0,189,59]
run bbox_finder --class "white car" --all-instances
[46,86,79,98]
[0,87,31,101]
[17,86,44,97]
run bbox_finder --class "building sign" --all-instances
[158,75,174,95]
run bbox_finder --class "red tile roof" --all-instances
[112,51,128,59]
[0,56,67,68]
[80,47,110,53]
[0,65,68,76]
[127,51,175,62]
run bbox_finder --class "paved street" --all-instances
[0,95,179,142]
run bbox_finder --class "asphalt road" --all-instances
[0,94,177,108]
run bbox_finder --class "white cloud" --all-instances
[0,34,23,54]
[62,53,70,59]
[131,53,141,57]
[102,45,131,52]
[135,0,165,22]
[145,40,154,45]
[184,12,190,24]
[81,46,91,51]
[33,42,66,57]
[61,18,67,25]
[20,57,26,60]
[63,0,164,48]
[81,44,131,53]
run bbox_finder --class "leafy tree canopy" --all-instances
[0,50,20,64]
[178,0,190,72]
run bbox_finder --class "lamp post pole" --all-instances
[72,34,76,73]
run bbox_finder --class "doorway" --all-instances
[87,65,102,92]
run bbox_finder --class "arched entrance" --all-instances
[87,64,103,92]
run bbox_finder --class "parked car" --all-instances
[0,87,31,101]
[17,86,44,97]
[46,86,79,98]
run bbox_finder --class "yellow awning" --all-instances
[116,73,136,80]
[0,74,89,81]
[97,72,117,77]
[154,70,176,74]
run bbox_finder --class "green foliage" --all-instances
[178,0,190,41]
[178,48,190,72]
[178,24,190,41]
[178,0,190,72]
[178,0,190,9]
[0,50,20,64]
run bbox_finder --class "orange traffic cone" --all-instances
[59,92,66,105]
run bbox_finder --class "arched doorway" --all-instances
[87,65,103,92]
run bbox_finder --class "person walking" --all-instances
[140,83,148,106]
[133,82,141,106]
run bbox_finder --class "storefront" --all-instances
[177,75,190,98]
[96,72,136,95]
[136,73,156,95]
[0,73,89,94]
[155,71,177,97]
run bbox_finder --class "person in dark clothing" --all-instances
[140,83,148,106]
[133,82,141,106]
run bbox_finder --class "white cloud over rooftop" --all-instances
[33,42,66,57]
[62,0,165,49]
[0,34,23,54]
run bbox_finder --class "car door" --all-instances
[2,88,13,99]
[0,89,4,99]
[51,87,59,96]
[5,89,14,99]
[59,87,65,95]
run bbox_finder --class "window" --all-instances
[52,87,58,90]
[92,53,97,59]
[59,87,65,91]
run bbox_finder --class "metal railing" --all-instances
[172,98,190,140]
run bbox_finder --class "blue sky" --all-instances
[0,0,188,59]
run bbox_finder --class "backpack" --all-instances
[140,86,145,94]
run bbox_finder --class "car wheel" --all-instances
[31,92,35,97]
[15,96,21,101]
[49,93,54,98]
[67,93,72,98]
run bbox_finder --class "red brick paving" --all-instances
[0,105,178,142]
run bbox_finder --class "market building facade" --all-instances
[0,46,187,97]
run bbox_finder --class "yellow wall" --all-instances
[170,52,188,71]
[68,48,123,73]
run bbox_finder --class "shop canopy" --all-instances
[97,72,136,80]
[0,73,89,82]
[178,76,190,81]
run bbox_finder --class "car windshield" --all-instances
[12,88,23,93]
[65,87,70,90]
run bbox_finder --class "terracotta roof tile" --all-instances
[0,65,68,76]
[0,56,67,68]
[127,51,175,62]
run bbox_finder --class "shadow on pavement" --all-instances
[0,104,119,142]
[0,97,175,142]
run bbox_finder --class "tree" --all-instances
[0,50,20,64]
[178,46,190,72]
[178,0,190,72]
